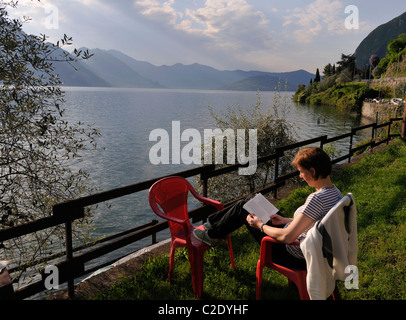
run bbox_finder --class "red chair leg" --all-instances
[293,273,310,300]
[256,259,264,300]
[256,237,310,300]
[186,247,199,297]
[187,247,206,298]
[331,283,341,300]
[226,235,236,269]
[168,245,176,283]
[195,251,205,298]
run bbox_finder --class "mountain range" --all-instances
[354,11,406,68]
[52,11,406,90]
[53,48,314,91]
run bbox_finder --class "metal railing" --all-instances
[0,116,403,299]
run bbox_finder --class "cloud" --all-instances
[7,0,52,25]
[135,0,180,26]
[134,0,273,52]
[283,0,346,43]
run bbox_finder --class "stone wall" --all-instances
[361,78,406,92]
[361,102,403,121]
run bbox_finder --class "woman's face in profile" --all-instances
[297,165,316,187]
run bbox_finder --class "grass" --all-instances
[93,139,406,300]
[333,140,406,300]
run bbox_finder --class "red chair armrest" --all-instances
[261,236,300,247]
[259,236,300,267]
[199,197,224,211]
[149,200,188,225]
[189,189,224,211]
[150,202,192,242]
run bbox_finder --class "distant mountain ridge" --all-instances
[354,11,406,68]
[53,48,314,91]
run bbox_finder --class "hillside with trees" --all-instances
[354,12,406,68]
[293,53,379,112]
[372,33,406,79]
[294,31,406,113]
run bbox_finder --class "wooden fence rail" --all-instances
[0,117,403,299]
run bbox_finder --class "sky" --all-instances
[6,0,406,73]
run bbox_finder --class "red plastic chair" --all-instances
[148,176,235,298]
[256,237,342,300]
[256,237,310,300]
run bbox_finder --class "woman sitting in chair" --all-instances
[193,147,342,269]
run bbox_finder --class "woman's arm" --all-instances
[248,213,315,244]
[270,214,293,226]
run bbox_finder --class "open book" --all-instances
[243,193,279,223]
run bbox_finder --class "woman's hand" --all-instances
[270,214,290,226]
[246,214,263,230]
[246,214,293,231]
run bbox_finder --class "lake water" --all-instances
[61,87,367,262]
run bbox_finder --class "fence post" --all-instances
[65,219,75,299]
[371,123,376,152]
[273,148,283,198]
[402,102,406,140]
[53,204,85,299]
[151,219,158,244]
[200,164,215,198]
[387,120,392,144]
[349,129,355,163]
[320,135,327,149]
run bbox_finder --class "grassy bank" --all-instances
[294,82,379,112]
[93,139,406,300]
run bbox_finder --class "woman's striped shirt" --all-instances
[285,186,342,259]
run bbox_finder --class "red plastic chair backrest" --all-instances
[149,177,193,236]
